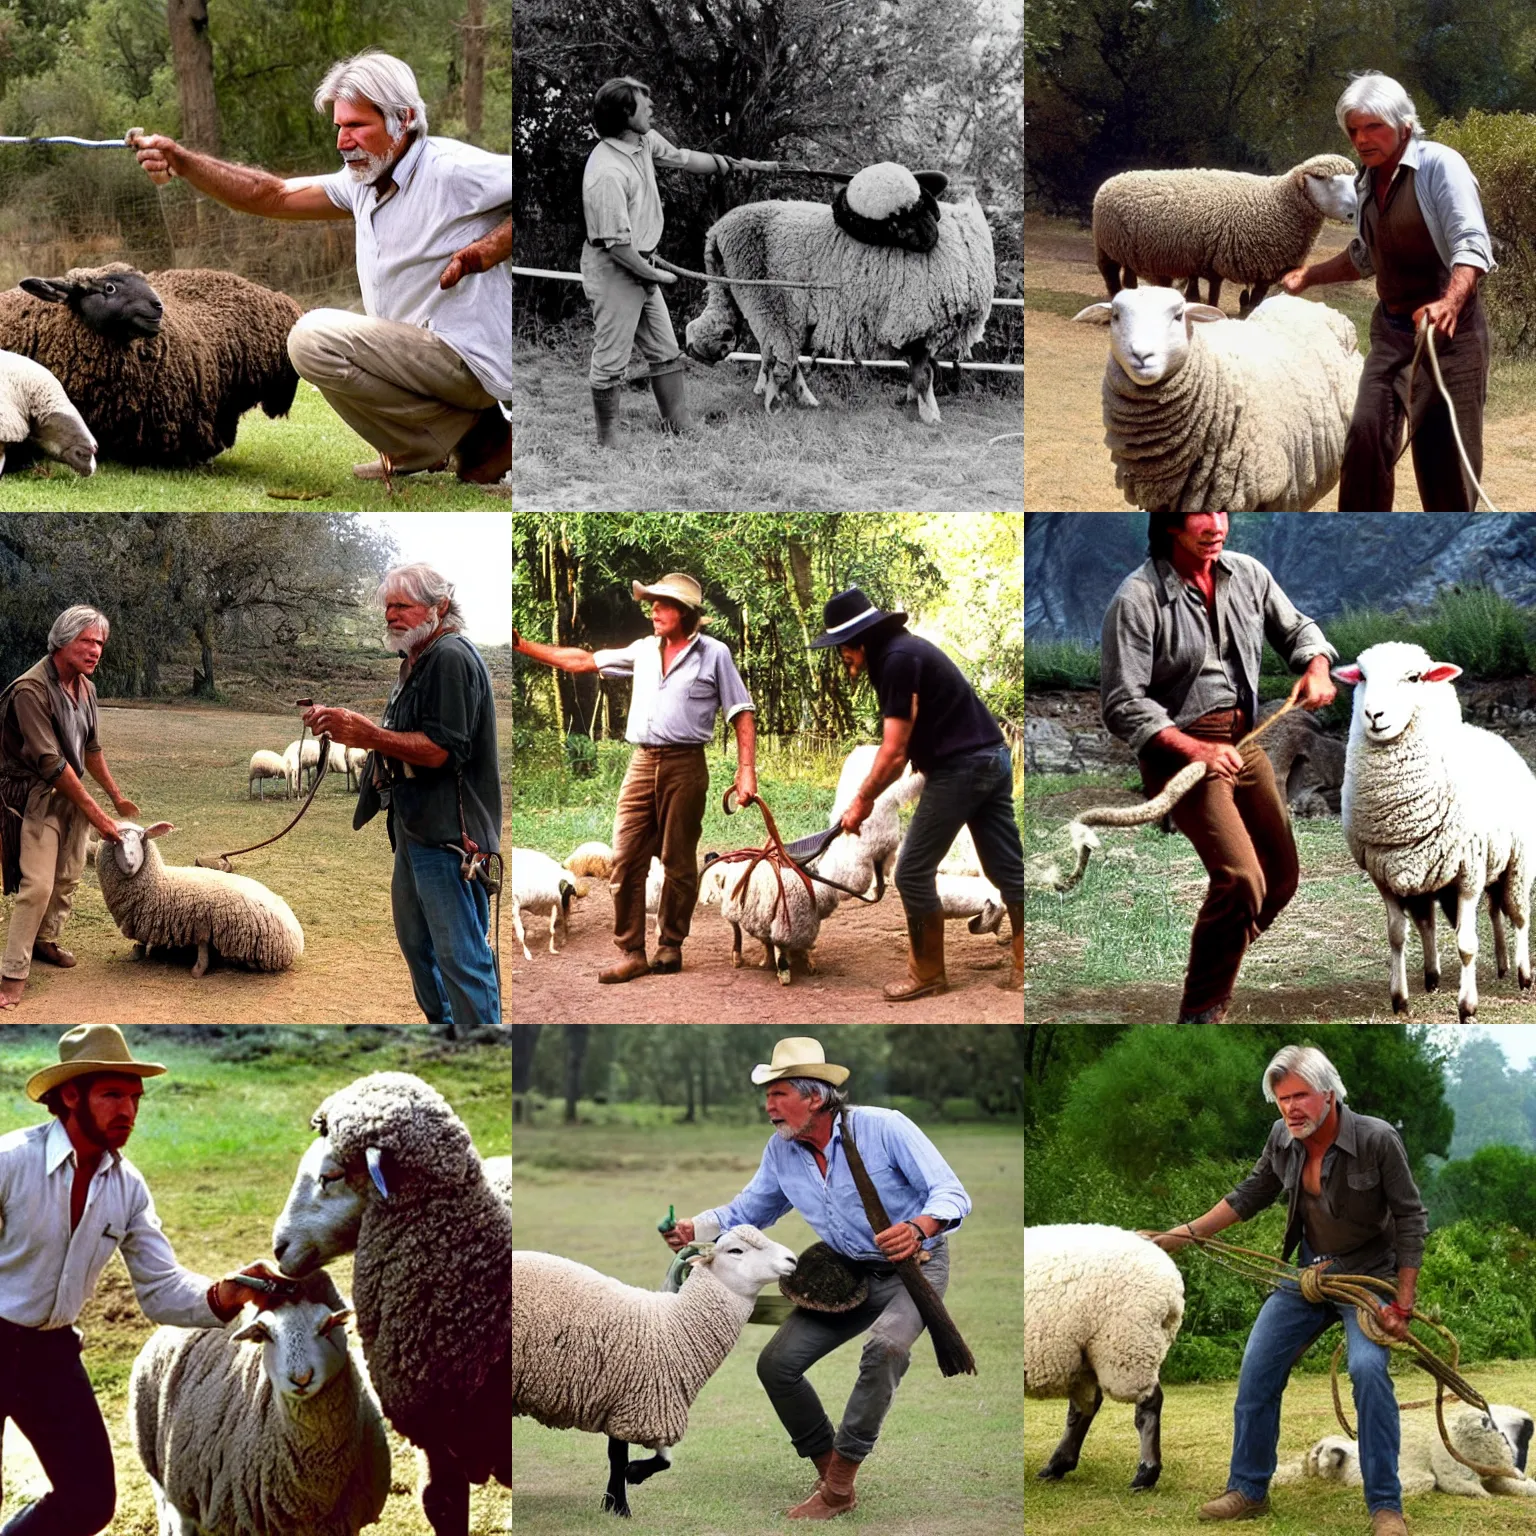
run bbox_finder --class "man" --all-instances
[663,1037,972,1520]
[130,50,511,485]
[0,1024,280,1535]
[1280,71,1494,511]
[0,607,139,1012]
[1100,514,1337,1022]
[304,563,501,1033]
[512,572,756,982]
[1148,1045,1426,1536]
[582,77,776,443]
[809,587,1024,999]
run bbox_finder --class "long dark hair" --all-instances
[1147,514,1188,560]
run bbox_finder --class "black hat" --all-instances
[807,588,908,649]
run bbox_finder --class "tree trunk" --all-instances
[462,0,486,140]
[512,1025,541,1122]
[563,1024,590,1123]
[166,0,219,154]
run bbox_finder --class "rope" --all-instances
[193,732,333,871]
[1396,315,1500,512]
[0,134,135,148]
[651,253,841,290]
[710,788,819,934]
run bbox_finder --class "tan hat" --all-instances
[632,572,705,613]
[750,1037,849,1088]
[25,1024,167,1102]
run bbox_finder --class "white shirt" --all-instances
[0,1118,219,1331]
[591,632,755,746]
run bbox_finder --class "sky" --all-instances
[1478,1025,1536,1072]
[359,513,509,645]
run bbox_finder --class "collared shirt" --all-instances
[1348,136,1496,281]
[865,631,1004,774]
[591,632,754,746]
[1100,551,1337,755]
[0,1119,220,1331]
[307,134,513,400]
[582,131,690,252]
[1224,1103,1428,1281]
[0,655,100,786]
[690,1106,971,1262]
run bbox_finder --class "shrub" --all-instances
[1418,1221,1536,1361]
[1024,638,1100,691]
[1417,584,1532,679]
[1426,1144,1536,1231]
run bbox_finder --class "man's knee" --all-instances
[287,308,353,382]
[1213,865,1266,925]
[757,1337,799,1395]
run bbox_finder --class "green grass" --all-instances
[0,1032,510,1536]
[1025,639,1101,691]
[511,1116,1023,1534]
[0,381,509,509]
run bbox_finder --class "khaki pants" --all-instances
[1,787,89,981]
[581,244,681,388]
[610,746,708,953]
[286,310,497,471]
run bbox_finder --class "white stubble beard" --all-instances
[383,615,438,655]
[342,147,392,184]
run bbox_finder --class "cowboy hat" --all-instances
[807,587,908,649]
[26,1024,167,1102]
[632,572,705,613]
[750,1037,850,1087]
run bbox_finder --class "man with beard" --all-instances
[0,1025,279,1536]
[1148,1045,1426,1536]
[304,562,501,1032]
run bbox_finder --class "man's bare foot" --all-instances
[0,977,24,1010]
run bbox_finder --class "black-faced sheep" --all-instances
[0,263,301,466]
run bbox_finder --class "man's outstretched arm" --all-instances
[130,133,351,220]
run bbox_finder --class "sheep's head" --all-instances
[690,1224,797,1299]
[103,820,173,878]
[32,407,96,476]
[1305,1434,1358,1481]
[684,296,739,365]
[231,1269,353,1406]
[1333,641,1463,745]
[1296,154,1359,223]
[1072,287,1226,388]
[20,264,164,342]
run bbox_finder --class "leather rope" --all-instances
[711,789,818,933]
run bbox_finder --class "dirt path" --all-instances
[510,885,1022,1024]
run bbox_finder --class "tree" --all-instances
[1427,1144,1536,1232]
[563,1024,590,1122]
[167,0,218,152]
[461,0,486,140]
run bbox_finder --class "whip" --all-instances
[1397,314,1499,511]
[0,132,141,149]
[651,253,840,290]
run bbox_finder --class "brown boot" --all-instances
[598,951,651,984]
[32,940,76,968]
[1197,1488,1270,1521]
[1369,1512,1407,1536]
[787,1450,859,1519]
[884,910,949,1002]
[996,901,1022,991]
[786,1449,836,1511]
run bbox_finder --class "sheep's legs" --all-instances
[1131,1382,1164,1491]
[790,363,819,408]
[1406,893,1439,992]
[624,1444,673,1485]
[190,939,211,979]
[602,1436,633,1517]
[420,1447,472,1533]
[1381,888,1411,1013]
[1037,1379,1102,1482]
[513,901,533,962]
[730,921,744,968]
[1455,884,1480,1021]
[547,902,563,956]
[1490,894,1509,978]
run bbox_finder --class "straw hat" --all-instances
[632,572,706,613]
[25,1024,167,1102]
[750,1037,850,1087]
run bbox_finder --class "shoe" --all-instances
[784,1450,839,1517]
[787,1450,859,1519]
[453,405,511,483]
[996,900,1022,991]
[884,910,949,1002]
[1178,1002,1229,1023]
[1369,1512,1407,1536]
[1197,1489,1270,1521]
[32,941,75,968]
[649,359,690,433]
[351,455,449,480]
[651,945,682,973]
[591,384,622,446]
[598,951,651,984]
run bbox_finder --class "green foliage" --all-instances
[1024,638,1100,690]
[1418,1221,1536,1361]
[1417,584,1533,677]
[1445,1032,1536,1156]
[1427,1145,1536,1232]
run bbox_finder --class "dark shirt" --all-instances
[0,656,101,785]
[1224,1104,1427,1281]
[1361,165,1448,314]
[865,631,1002,774]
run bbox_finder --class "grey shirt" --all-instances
[1100,551,1336,754]
[592,632,755,746]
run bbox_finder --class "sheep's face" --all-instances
[1071,287,1226,388]
[700,1224,798,1299]
[232,1295,352,1404]
[1305,1435,1358,1480]
[1302,167,1358,223]
[1491,1404,1534,1473]
[685,305,735,365]
[104,820,172,878]
[272,1136,367,1276]
[20,268,164,343]
[33,409,96,476]
[1333,642,1463,744]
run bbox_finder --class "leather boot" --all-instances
[591,385,621,446]
[786,1449,836,1511]
[649,358,689,433]
[787,1450,859,1519]
[884,909,949,1002]
[598,950,650,984]
[996,900,1022,991]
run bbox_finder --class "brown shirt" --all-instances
[0,655,100,786]
[1361,165,1448,314]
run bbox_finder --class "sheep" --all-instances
[0,348,96,476]
[96,819,302,977]
[1092,154,1358,314]
[271,1072,511,1536]
[512,848,576,960]
[248,748,290,801]
[940,823,981,876]
[1072,286,1363,512]
[564,841,614,880]
[511,1225,798,1518]
[128,1268,390,1536]
[1025,1223,1185,1491]
[819,742,925,900]
[719,853,841,985]
[684,166,996,425]
[1335,641,1536,1019]
[284,737,323,794]
[482,1154,513,1211]
[345,745,368,793]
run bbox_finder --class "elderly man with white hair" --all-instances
[0,607,140,1011]
[1280,70,1494,511]
[303,563,502,1033]
[130,50,511,487]
[1146,1045,1427,1536]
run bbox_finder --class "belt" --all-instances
[634,742,707,753]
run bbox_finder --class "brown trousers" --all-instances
[611,745,709,954]
[1140,710,1298,1017]
[0,784,89,981]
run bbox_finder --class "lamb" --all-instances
[1072,286,1363,511]
[345,745,368,792]
[96,819,303,977]
[248,748,290,800]
[1335,641,1536,1019]
[0,263,301,467]
[719,853,841,985]
[272,1072,511,1536]
[511,1226,798,1517]
[564,841,615,879]
[512,848,576,960]
[1025,1223,1185,1491]
[0,348,96,476]
[684,163,996,424]
[1092,154,1358,314]
[128,1268,391,1536]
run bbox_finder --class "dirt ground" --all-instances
[510,883,1022,1024]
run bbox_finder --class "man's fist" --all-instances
[129,130,179,186]
[663,1219,696,1251]
[440,242,489,291]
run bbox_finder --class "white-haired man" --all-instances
[130,51,511,486]
[304,564,501,1033]
[1280,70,1493,511]
[1147,1045,1427,1536]
[0,608,140,1011]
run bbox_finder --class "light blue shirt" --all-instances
[591,631,754,747]
[691,1106,971,1262]
[1348,136,1496,278]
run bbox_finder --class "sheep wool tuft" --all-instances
[846,162,921,220]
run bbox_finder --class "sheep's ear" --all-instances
[365,1145,390,1199]
[1423,662,1462,684]
[232,1319,270,1344]
[1332,663,1362,685]
[19,278,72,305]
[320,1308,351,1336]
[142,821,174,840]
[1186,304,1226,323]
[1071,302,1112,325]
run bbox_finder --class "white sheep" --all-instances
[1072,286,1363,511]
[818,743,925,900]
[512,848,576,960]
[345,745,368,793]
[248,748,289,800]
[719,854,841,985]
[96,820,303,977]
[284,737,322,794]
[1092,153,1358,313]
[1335,642,1536,1019]
[511,1226,798,1518]
[1025,1223,1185,1491]
[0,348,96,475]
[128,1268,390,1536]
[564,841,614,879]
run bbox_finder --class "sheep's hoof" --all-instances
[1391,995,1410,1015]
[1521,969,1534,990]
[190,941,211,979]
[1459,1002,1477,1022]
[1129,1462,1161,1492]
[1423,971,1439,993]
[599,1492,631,1518]
[730,951,743,969]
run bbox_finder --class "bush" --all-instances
[1418,1221,1536,1361]
[1426,1144,1536,1231]
[1024,639,1100,691]
[1417,585,1532,678]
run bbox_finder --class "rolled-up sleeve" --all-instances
[1224,1128,1286,1221]
[1100,585,1174,754]
[1259,569,1337,672]
[1425,147,1495,274]
[1379,1128,1428,1271]
[120,1187,221,1328]
[592,639,641,680]
[714,649,755,723]
[886,1118,971,1232]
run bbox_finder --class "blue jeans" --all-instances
[391,839,501,1031]
[893,745,1024,913]
[1229,1251,1400,1513]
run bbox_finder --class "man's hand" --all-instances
[91,813,124,844]
[1279,266,1310,296]
[1191,739,1244,782]
[512,626,526,654]
[112,796,140,820]
[1293,655,1337,713]
[215,1260,291,1315]
[1138,1227,1195,1253]
[440,242,489,291]
[1412,296,1459,341]
[1377,1302,1413,1343]
[729,156,780,173]
[301,706,374,749]
[129,130,179,186]
[840,791,873,837]
[874,1222,923,1263]
[663,1219,696,1252]
[733,766,758,804]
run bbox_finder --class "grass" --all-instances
[0,1031,510,1536]
[0,381,509,509]
[511,1114,1023,1534]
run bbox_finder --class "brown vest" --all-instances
[1361,164,1448,313]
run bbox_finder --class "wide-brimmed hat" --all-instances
[750,1037,850,1087]
[807,587,908,649]
[632,572,705,613]
[25,1024,167,1102]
